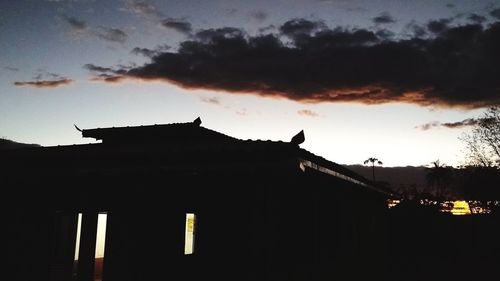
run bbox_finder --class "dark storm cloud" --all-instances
[372,12,395,24]
[467,13,486,24]
[160,18,192,35]
[416,118,480,130]
[86,18,500,108]
[94,26,128,43]
[14,78,73,88]
[490,8,500,19]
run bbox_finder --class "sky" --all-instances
[2,0,500,167]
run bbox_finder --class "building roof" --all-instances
[2,118,393,196]
[75,117,391,196]
[79,117,237,145]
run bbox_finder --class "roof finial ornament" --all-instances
[74,124,82,132]
[290,130,305,145]
[193,117,202,126]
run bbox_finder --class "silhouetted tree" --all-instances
[456,166,500,200]
[364,157,383,181]
[460,106,500,167]
[425,160,453,199]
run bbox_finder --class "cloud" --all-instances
[130,44,170,58]
[297,109,319,117]
[195,27,245,42]
[47,0,94,2]
[124,0,162,19]
[63,15,86,30]
[415,121,440,131]
[14,78,74,88]
[279,18,326,39]
[236,108,248,116]
[84,63,114,72]
[160,18,192,35]
[372,12,395,24]
[249,10,268,22]
[84,64,126,82]
[427,18,451,34]
[441,119,480,129]
[490,8,500,19]
[90,74,125,83]
[415,118,482,130]
[4,66,19,72]
[375,29,395,40]
[85,18,500,108]
[61,15,88,35]
[94,26,128,43]
[61,15,128,43]
[33,72,62,80]
[259,25,276,33]
[404,20,427,37]
[200,96,221,105]
[467,13,486,24]
[131,47,157,58]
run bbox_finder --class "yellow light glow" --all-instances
[450,200,471,216]
[184,213,196,255]
[74,213,82,261]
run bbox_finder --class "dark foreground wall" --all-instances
[4,157,390,281]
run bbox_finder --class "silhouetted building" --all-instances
[4,118,390,281]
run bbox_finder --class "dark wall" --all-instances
[5,157,390,281]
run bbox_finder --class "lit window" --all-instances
[184,213,196,255]
[72,212,108,281]
[94,213,107,281]
[73,213,83,280]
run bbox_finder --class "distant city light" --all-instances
[450,201,471,216]
[388,199,498,215]
[387,199,400,209]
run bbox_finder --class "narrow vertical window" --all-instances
[184,213,196,255]
[94,213,107,281]
[72,213,82,280]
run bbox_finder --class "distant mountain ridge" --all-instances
[345,164,428,195]
[0,138,40,150]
